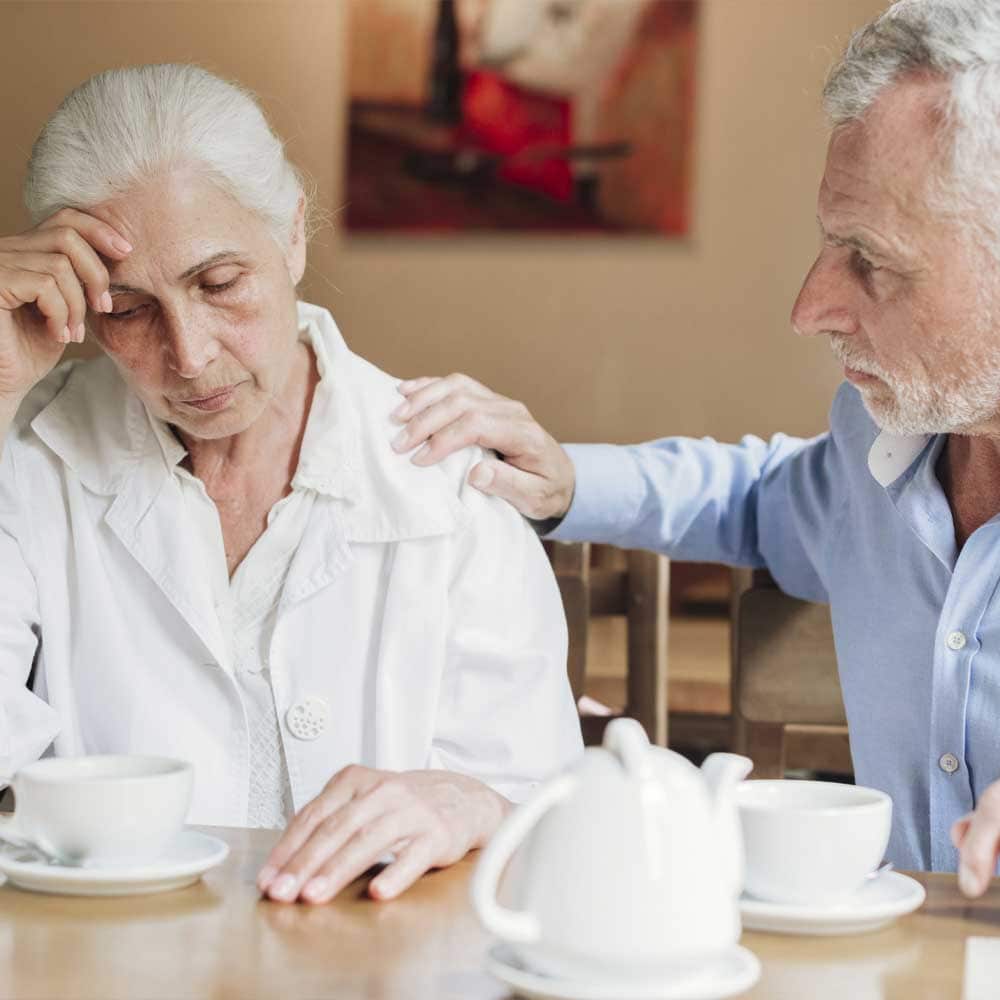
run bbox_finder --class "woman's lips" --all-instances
[177,385,238,411]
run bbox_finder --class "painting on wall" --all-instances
[345,0,699,235]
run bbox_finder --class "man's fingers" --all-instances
[952,814,973,850]
[393,373,495,425]
[368,836,438,901]
[468,458,554,520]
[406,403,537,468]
[958,796,1000,897]
[395,375,439,398]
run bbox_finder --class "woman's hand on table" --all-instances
[256,766,513,904]
[390,373,575,522]
[952,780,1000,897]
[0,208,132,406]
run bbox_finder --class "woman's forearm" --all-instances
[0,395,21,458]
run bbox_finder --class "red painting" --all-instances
[346,0,699,235]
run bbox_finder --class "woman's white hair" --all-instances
[824,0,1000,256]
[24,63,310,248]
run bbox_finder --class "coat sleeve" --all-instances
[0,439,61,785]
[427,455,584,803]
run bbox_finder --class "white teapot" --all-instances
[471,718,752,982]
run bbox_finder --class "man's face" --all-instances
[87,169,305,441]
[791,76,1000,437]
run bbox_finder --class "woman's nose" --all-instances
[164,321,221,378]
[790,250,859,340]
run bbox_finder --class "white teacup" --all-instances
[0,755,193,868]
[737,779,892,905]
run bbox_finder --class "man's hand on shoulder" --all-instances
[390,373,575,523]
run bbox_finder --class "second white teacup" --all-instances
[737,779,892,905]
[0,755,193,868]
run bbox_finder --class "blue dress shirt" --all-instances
[550,382,997,872]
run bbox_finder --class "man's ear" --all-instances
[286,195,307,285]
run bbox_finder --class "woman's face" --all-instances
[87,168,306,441]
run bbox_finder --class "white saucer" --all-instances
[740,871,926,935]
[485,943,761,1000]
[0,830,229,896]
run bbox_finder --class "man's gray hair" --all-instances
[825,0,1000,253]
[24,64,310,249]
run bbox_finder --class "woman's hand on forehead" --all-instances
[0,207,133,403]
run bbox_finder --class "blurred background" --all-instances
[1,0,887,758]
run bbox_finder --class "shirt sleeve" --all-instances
[547,409,850,606]
[0,440,61,785]
[428,458,584,803]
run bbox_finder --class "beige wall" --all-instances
[2,0,887,444]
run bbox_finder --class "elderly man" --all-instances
[393,0,1000,896]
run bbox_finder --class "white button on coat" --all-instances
[946,631,967,651]
[939,753,960,774]
[285,697,330,741]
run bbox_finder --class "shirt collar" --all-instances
[28,301,464,543]
[867,428,934,488]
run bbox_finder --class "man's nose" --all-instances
[163,312,221,378]
[791,249,859,339]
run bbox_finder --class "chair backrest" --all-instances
[732,569,850,778]
[546,541,669,745]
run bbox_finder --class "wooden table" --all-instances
[2,826,999,999]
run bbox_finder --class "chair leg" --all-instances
[625,550,669,746]
[745,722,786,779]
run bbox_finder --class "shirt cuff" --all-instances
[545,443,644,543]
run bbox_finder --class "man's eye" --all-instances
[850,250,880,277]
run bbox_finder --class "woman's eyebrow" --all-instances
[107,250,246,295]
[177,249,245,281]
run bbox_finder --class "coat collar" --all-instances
[28,301,465,544]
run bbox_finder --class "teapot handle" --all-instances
[471,773,577,943]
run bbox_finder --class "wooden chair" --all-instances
[545,541,669,746]
[731,568,851,778]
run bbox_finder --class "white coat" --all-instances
[0,302,583,824]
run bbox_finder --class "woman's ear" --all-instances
[286,195,307,285]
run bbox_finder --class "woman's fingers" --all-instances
[257,767,368,893]
[34,208,133,260]
[12,225,123,315]
[368,836,438,901]
[265,781,416,903]
[297,809,421,904]
[17,254,88,341]
[0,264,72,343]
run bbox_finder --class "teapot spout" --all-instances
[701,752,753,808]
[701,752,753,896]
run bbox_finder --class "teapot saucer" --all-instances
[740,871,926,936]
[484,943,761,1000]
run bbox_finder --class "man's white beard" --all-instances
[828,335,1000,436]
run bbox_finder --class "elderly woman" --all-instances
[0,64,582,903]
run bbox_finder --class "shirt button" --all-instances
[939,752,960,774]
[285,696,330,741]
[946,630,967,651]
